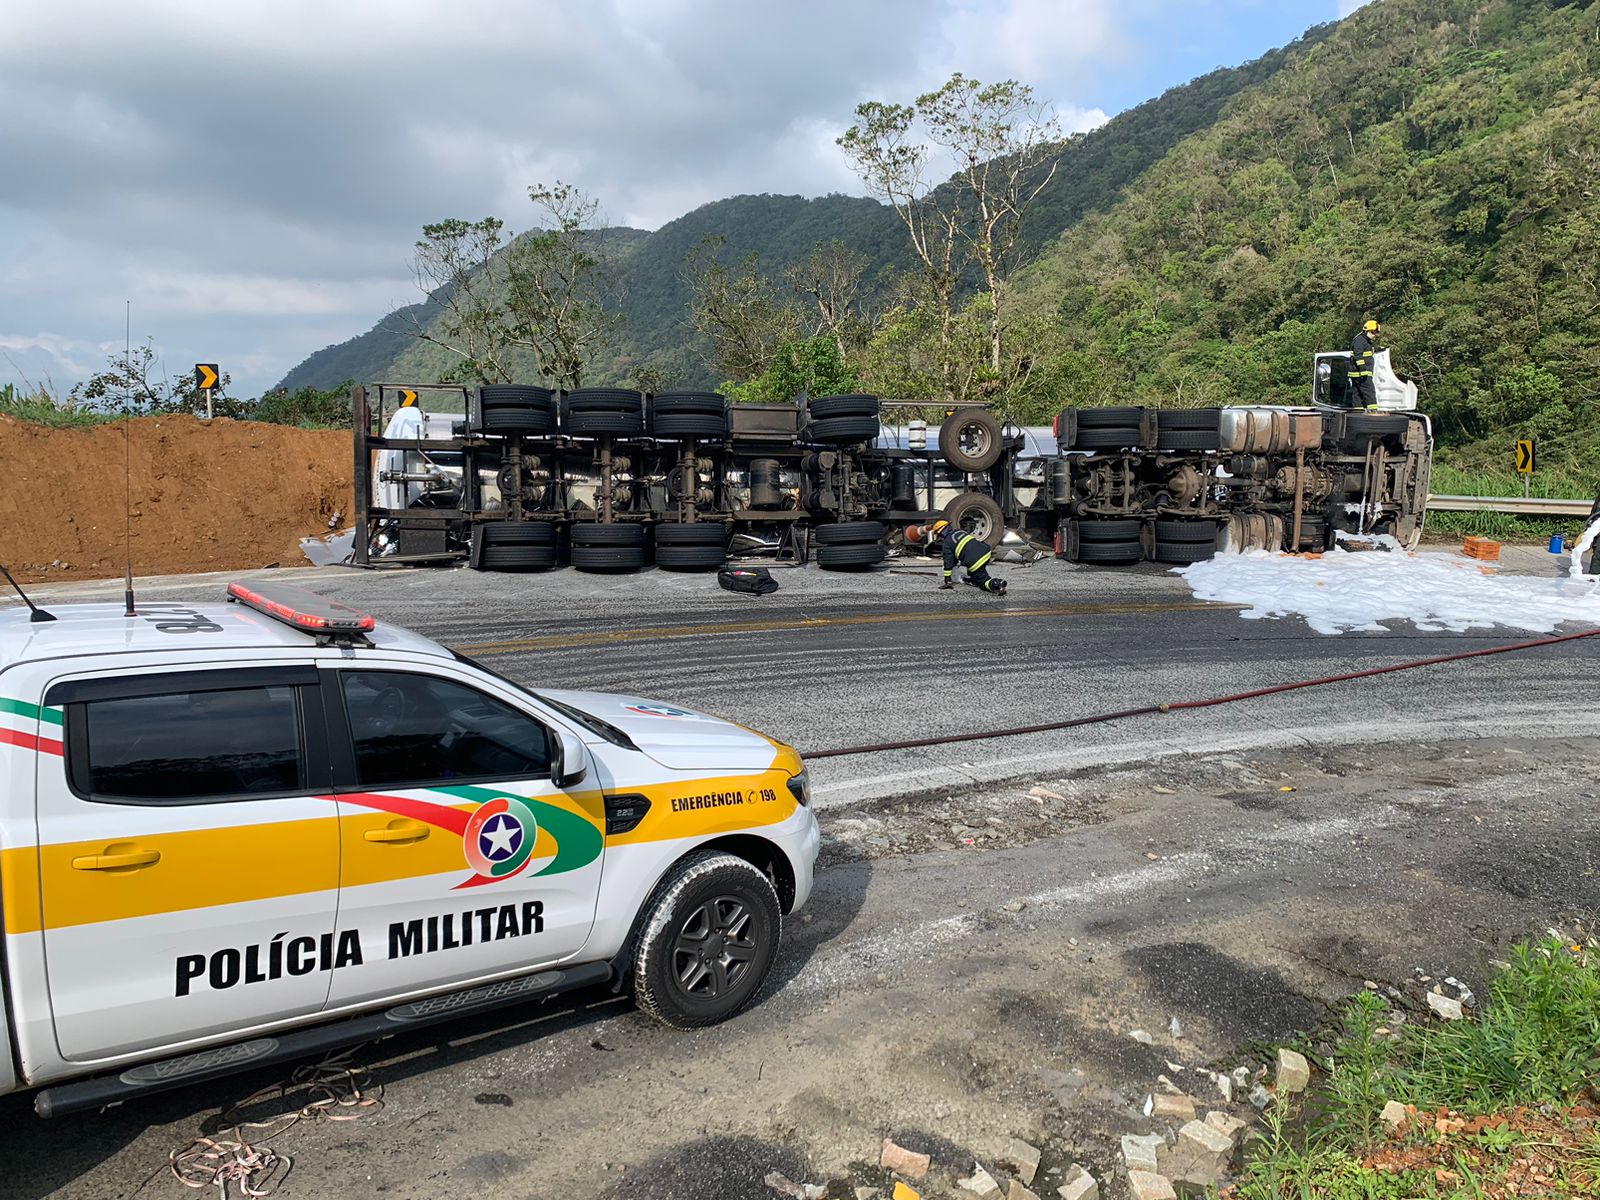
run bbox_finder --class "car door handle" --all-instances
[72,849,161,871]
[364,821,430,844]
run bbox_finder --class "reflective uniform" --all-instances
[1350,327,1379,408]
[943,528,1004,593]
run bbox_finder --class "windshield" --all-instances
[451,650,639,750]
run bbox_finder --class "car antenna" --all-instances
[0,564,56,622]
[122,299,137,617]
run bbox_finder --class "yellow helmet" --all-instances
[929,519,950,537]
[1364,319,1380,332]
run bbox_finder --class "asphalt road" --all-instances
[5,556,1598,1200]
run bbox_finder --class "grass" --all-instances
[1234,935,1600,1200]
[1427,462,1595,542]
[0,384,118,428]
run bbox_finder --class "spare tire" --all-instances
[814,520,884,545]
[941,492,1006,543]
[816,542,885,570]
[938,409,1003,472]
[570,523,647,547]
[808,415,879,444]
[1343,412,1410,437]
[808,393,879,420]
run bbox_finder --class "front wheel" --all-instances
[632,852,781,1029]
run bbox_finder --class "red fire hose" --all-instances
[799,627,1600,759]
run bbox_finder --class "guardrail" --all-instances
[1426,494,1594,517]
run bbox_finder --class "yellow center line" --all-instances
[451,600,1242,656]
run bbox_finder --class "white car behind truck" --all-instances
[0,582,818,1116]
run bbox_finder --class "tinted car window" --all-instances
[340,671,551,787]
[82,686,302,800]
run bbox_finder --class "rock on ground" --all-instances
[1276,1048,1311,1093]
[957,1165,1003,1200]
[1056,1165,1098,1200]
[1120,1133,1165,1174]
[1004,1138,1041,1185]
[880,1139,931,1180]
[1127,1171,1177,1200]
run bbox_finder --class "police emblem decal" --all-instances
[463,796,539,879]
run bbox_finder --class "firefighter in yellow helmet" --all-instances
[931,519,1007,596]
[1350,318,1381,408]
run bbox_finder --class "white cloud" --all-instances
[0,0,1157,395]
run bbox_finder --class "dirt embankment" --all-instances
[0,415,352,583]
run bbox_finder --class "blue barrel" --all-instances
[1549,533,1565,554]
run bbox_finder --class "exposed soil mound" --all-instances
[0,415,352,583]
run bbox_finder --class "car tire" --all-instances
[1075,540,1143,564]
[816,542,886,569]
[570,523,647,547]
[938,409,1004,472]
[1153,539,1216,564]
[632,851,781,1030]
[808,415,879,444]
[479,386,557,436]
[1153,519,1218,542]
[813,520,884,546]
[1074,426,1141,451]
[1077,517,1142,541]
[1075,406,1143,428]
[808,393,879,420]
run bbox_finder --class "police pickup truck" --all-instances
[0,582,818,1116]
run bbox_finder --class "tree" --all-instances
[839,73,1062,404]
[682,236,801,382]
[839,100,964,403]
[69,342,244,417]
[407,183,619,389]
[784,240,873,360]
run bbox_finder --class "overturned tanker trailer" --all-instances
[350,352,1431,574]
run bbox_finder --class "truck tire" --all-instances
[1077,517,1142,541]
[938,410,1004,472]
[814,520,884,545]
[479,545,559,571]
[808,415,879,444]
[1153,540,1216,564]
[571,523,647,547]
[1074,426,1141,451]
[1343,412,1410,438]
[571,546,647,573]
[816,542,886,569]
[1075,406,1143,428]
[654,411,729,440]
[632,851,781,1030]
[1075,540,1143,564]
[480,520,559,546]
[941,492,1006,543]
[564,388,647,411]
[1153,519,1218,542]
[1154,429,1221,451]
[808,393,879,420]
[479,385,557,436]
[653,391,727,415]
[654,523,727,572]
[1155,408,1221,431]
[562,389,646,437]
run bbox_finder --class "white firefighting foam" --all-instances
[1176,537,1600,635]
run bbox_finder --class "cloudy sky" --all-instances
[2,0,1356,398]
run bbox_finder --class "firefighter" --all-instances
[1350,318,1381,408]
[931,519,1007,596]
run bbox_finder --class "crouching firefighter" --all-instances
[931,519,1007,596]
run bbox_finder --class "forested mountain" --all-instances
[272,27,1325,393]
[1014,0,1600,469]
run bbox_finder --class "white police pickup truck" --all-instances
[0,581,818,1116]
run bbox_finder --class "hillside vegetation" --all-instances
[1016,0,1600,472]
[273,30,1323,394]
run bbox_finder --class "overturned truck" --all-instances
[352,353,1431,573]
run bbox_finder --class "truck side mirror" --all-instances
[554,728,588,789]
